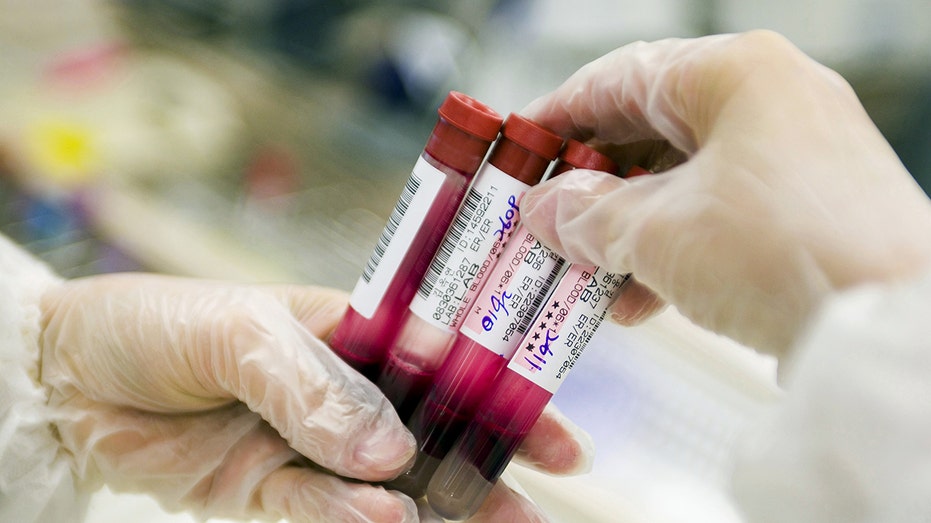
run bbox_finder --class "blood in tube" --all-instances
[386,140,618,497]
[375,114,563,419]
[328,92,502,379]
[385,227,564,497]
[426,265,628,519]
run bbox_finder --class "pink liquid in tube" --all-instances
[375,114,563,418]
[386,140,618,497]
[328,92,502,379]
[427,265,629,520]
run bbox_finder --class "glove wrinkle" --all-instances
[522,31,931,360]
[36,274,417,521]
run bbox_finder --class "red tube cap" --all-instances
[555,139,619,175]
[438,92,503,142]
[625,166,652,178]
[501,114,563,161]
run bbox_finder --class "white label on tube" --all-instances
[409,163,530,331]
[349,156,446,319]
[459,227,565,357]
[507,266,627,394]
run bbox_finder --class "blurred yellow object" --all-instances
[26,116,101,185]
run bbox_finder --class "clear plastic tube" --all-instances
[387,140,618,497]
[427,264,629,520]
[375,114,563,419]
[328,92,502,378]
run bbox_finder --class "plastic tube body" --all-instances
[386,225,565,496]
[427,265,628,520]
[428,372,548,520]
[329,93,502,378]
[414,141,619,440]
[376,115,562,416]
[387,141,620,496]
[329,155,470,376]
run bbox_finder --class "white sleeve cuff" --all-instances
[731,268,931,522]
[0,234,87,522]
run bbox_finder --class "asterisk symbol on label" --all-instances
[545,312,553,319]
[525,343,535,352]
[532,332,540,340]
[538,321,548,330]
[551,301,560,309]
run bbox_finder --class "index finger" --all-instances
[521,31,831,155]
[520,35,730,153]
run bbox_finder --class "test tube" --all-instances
[375,114,564,419]
[426,267,630,520]
[328,92,503,378]
[387,140,618,497]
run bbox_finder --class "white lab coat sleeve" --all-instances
[730,268,931,523]
[0,233,87,522]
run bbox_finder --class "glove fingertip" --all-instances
[520,183,566,253]
[270,284,350,339]
[260,467,419,523]
[608,279,668,326]
[350,422,417,480]
[522,170,626,264]
[514,403,594,476]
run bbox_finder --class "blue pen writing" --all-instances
[523,328,558,370]
[427,266,626,521]
[482,290,514,331]
[493,194,520,241]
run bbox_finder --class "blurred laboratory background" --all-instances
[1,1,928,522]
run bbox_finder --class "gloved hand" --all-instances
[40,273,418,522]
[520,30,931,358]
[39,273,592,522]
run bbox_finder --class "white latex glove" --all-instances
[38,272,590,523]
[520,31,931,358]
[40,273,418,522]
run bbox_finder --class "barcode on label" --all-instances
[516,256,565,335]
[361,172,422,283]
[416,187,482,299]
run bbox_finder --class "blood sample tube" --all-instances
[375,114,563,419]
[329,92,502,378]
[427,264,628,519]
[387,140,618,497]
